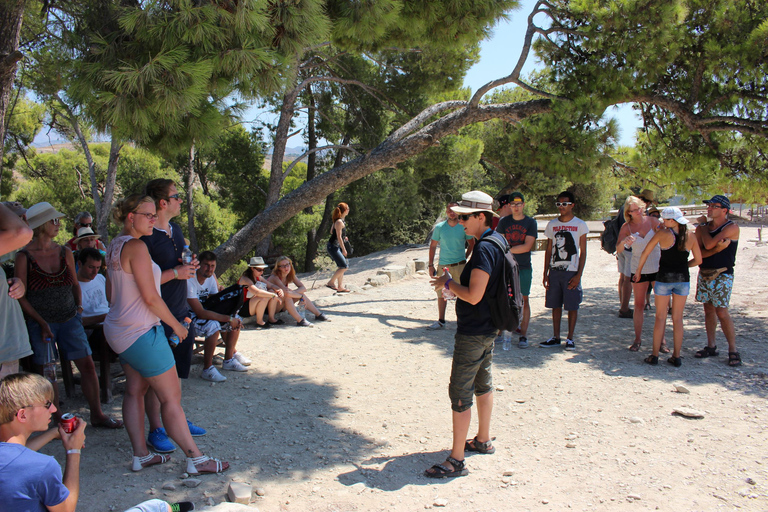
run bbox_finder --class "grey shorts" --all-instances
[545,270,583,311]
[448,333,495,413]
[617,250,632,277]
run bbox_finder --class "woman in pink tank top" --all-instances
[105,194,228,476]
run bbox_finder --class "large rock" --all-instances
[227,481,253,504]
[367,274,390,287]
[414,259,428,271]
[377,266,407,281]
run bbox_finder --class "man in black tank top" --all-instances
[694,195,741,366]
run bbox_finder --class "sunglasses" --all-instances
[78,222,92,228]
[133,212,159,221]
[277,263,291,269]
[706,204,725,209]
[50,218,60,226]
[17,400,53,416]
[555,202,573,207]
[252,267,264,272]
[166,194,181,200]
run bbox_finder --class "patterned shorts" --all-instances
[695,272,734,309]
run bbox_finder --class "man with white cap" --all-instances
[425,191,504,478]
[694,194,741,366]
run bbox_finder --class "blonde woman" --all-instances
[238,257,282,327]
[104,194,228,474]
[325,202,351,292]
[267,256,328,327]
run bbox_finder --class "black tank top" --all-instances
[328,223,346,246]
[656,231,690,283]
[700,221,737,274]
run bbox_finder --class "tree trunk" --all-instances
[303,87,318,271]
[96,137,122,244]
[185,143,198,252]
[0,1,26,198]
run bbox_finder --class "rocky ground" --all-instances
[42,227,768,512]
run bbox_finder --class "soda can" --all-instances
[60,413,78,434]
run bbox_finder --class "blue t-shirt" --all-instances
[431,220,472,266]
[495,215,538,269]
[0,443,69,511]
[455,230,504,336]
[141,223,189,320]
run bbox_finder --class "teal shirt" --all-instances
[431,220,472,266]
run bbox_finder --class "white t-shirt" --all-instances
[544,216,590,272]
[187,274,219,302]
[79,274,110,317]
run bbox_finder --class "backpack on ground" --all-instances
[478,232,523,332]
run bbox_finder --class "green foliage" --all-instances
[2,95,45,197]
[186,189,240,254]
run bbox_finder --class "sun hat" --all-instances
[647,206,660,217]
[639,189,657,204]
[451,191,499,217]
[703,194,730,210]
[26,202,66,230]
[248,256,269,268]
[661,207,688,224]
[73,227,101,243]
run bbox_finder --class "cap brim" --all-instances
[451,206,500,217]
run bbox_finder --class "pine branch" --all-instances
[282,144,362,180]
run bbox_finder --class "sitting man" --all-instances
[187,251,247,382]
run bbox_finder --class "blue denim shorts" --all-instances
[327,242,348,269]
[118,325,175,378]
[654,281,690,296]
[28,315,91,365]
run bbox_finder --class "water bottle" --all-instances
[169,317,191,348]
[181,245,193,266]
[441,268,457,300]
[43,340,57,382]
[297,297,306,315]
[501,331,512,351]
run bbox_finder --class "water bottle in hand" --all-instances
[441,268,456,300]
[169,317,191,348]
[181,245,193,266]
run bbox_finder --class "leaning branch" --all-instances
[282,144,363,179]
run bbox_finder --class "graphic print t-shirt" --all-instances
[544,217,589,272]
[496,215,538,269]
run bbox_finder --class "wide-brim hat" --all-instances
[451,191,499,217]
[661,207,688,224]
[74,226,100,243]
[639,189,657,204]
[26,202,66,230]
[248,256,269,268]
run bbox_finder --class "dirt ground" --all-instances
[41,226,768,511]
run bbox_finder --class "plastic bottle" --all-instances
[43,341,57,383]
[169,317,191,348]
[441,268,456,300]
[501,331,512,351]
[181,245,193,266]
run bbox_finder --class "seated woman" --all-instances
[237,257,282,328]
[267,256,328,327]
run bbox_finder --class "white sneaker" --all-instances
[232,351,252,366]
[222,358,248,372]
[426,320,445,330]
[201,366,227,382]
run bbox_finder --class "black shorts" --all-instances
[630,272,657,283]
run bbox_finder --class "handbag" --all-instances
[344,239,353,256]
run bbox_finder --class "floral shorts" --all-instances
[695,272,734,309]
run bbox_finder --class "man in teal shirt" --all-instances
[427,201,474,329]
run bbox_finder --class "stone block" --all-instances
[367,275,390,287]
[414,259,428,271]
[227,481,252,504]
[377,266,407,281]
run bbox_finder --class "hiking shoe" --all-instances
[147,428,176,453]
[565,339,575,351]
[201,366,227,382]
[518,336,529,349]
[539,337,561,347]
[187,420,206,437]
[232,351,252,366]
[427,320,445,330]
[222,358,248,372]
[297,318,314,327]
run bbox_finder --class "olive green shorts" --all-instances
[448,333,495,412]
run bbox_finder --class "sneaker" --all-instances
[222,358,248,372]
[539,337,561,347]
[297,318,314,327]
[187,420,206,437]
[170,502,195,512]
[426,320,445,330]
[518,336,529,349]
[565,339,575,351]
[201,366,227,382]
[232,351,252,366]
[147,427,176,453]
[315,313,330,322]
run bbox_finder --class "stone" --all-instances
[414,259,428,271]
[674,384,690,394]
[227,481,253,504]
[629,417,645,424]
[204,504,259,511]
[627,494,642,500]
[377,266,407,281]
[162,483,176,491]
[254,487,266,497]
[184,478,202,488]
[502,469,515,476]
[672,407,705,418]
[565,443,576,448]
[367,275,390,287]
[433,498,448,507]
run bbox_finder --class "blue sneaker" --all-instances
[147,428,176,453]
[187,419,206,437]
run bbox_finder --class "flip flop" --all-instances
[628,343,641,352]
[92,416,124,429]
[325,284,338,290]
[336,288,351,293]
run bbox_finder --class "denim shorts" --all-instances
[545,270,582,311]
[654,281,690,296]
[28,315,91,365]
[448,333,495,412]
[118,325,175,378]
[327,242,348,269]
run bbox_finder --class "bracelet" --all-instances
[444,278,452,290]
[172,268,179,279]
[67,449,81,455]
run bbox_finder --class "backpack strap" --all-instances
[478,231,509,254]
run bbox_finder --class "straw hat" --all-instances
[248,256,269,268]
[73,227,101,243]
[26,202,66,230]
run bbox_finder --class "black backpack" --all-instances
[478,232,523,332]
[200,284,246,316]
[600,206,625,254]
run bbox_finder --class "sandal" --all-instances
[254,322,271,329]
[268,319,285,325]
[628,343,641,352]
[325,284,337,291]
[92,416,124,429]
[644,355,658,365]
[186,455,230,475]
[618,309,633,319]
[667,356,683,368]
[425,456,468,478]
[694,346,718,358]
[659,344,671,354]
[465,436,496,454]
[728,352,742,367]
[132,452,171,472]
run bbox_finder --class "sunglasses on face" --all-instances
[555,202,573,207]
[17,400,53,416]
[50,218,60,226]
[706,204,724,209]
[252,267,264,272]
[277,263,291,269]
[133,212,159,221]
[457,214,475,221]
[166,194,181,201]
[78,222,92,228]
